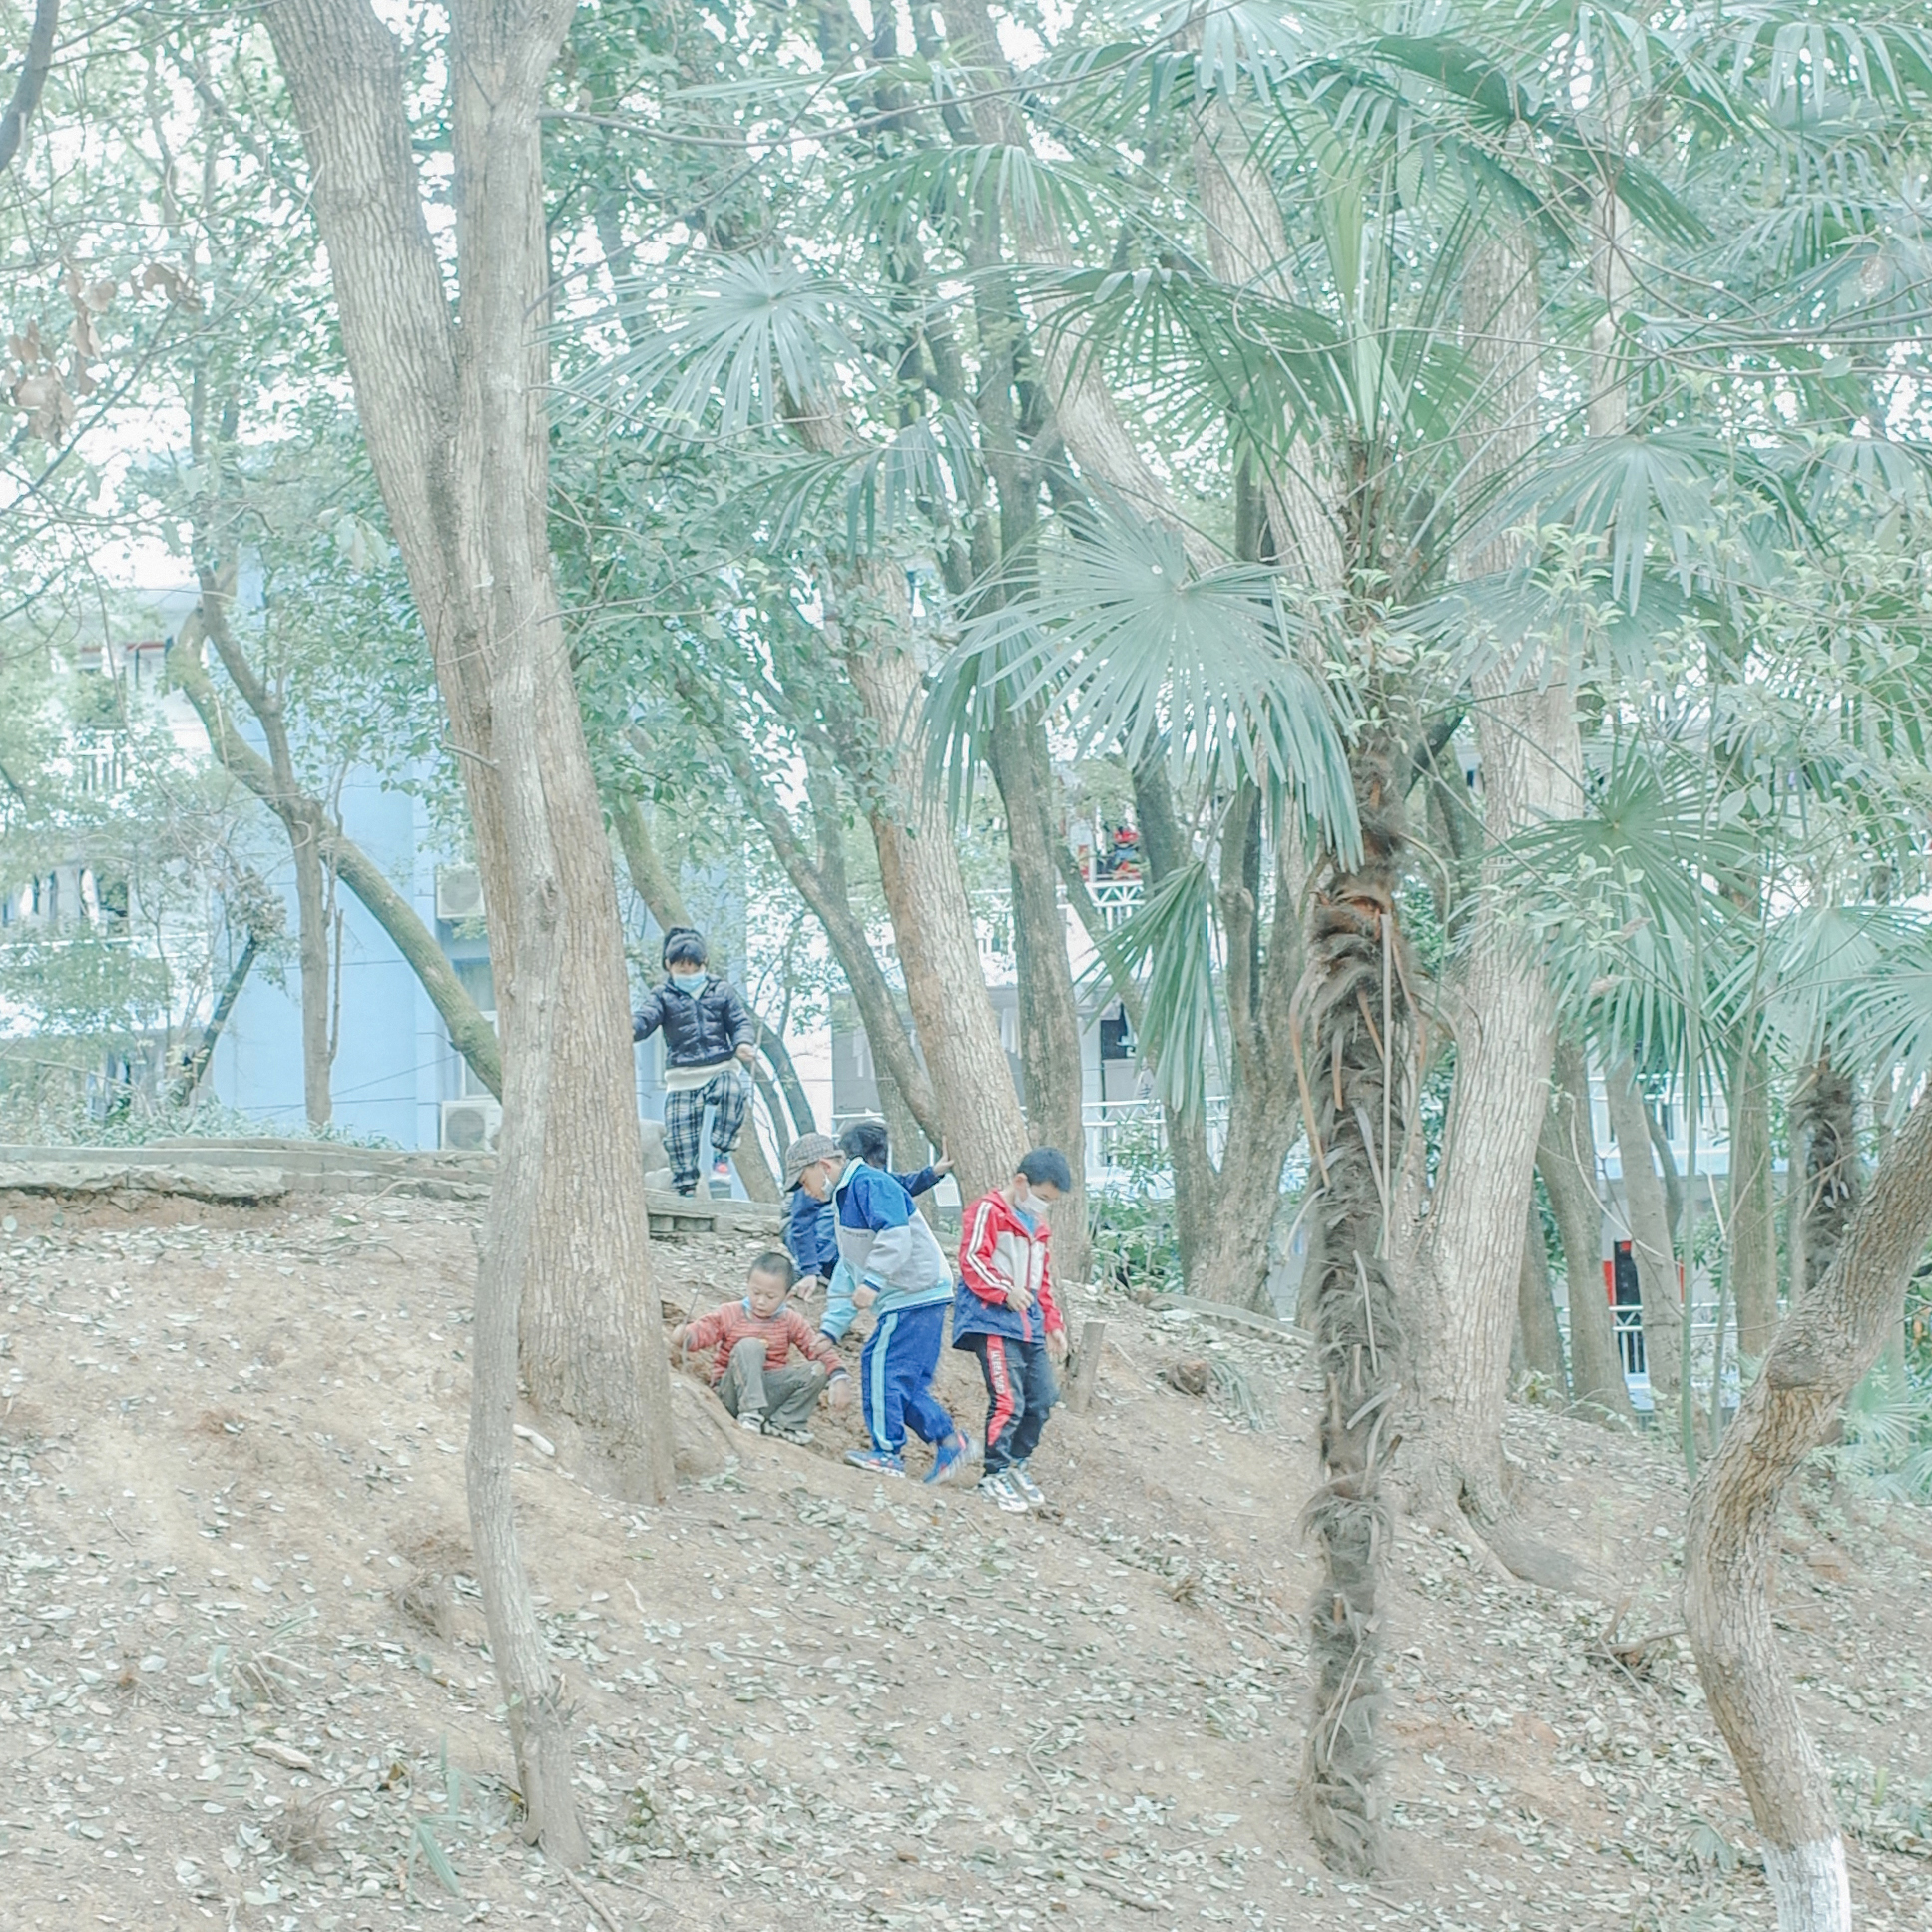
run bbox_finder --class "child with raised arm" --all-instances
[784,1130,953,1343]
[671,1251,852,1445]
[954,1149,1073,1513]
[788,1121,972,1485]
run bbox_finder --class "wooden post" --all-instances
[1064,1318,1107,1415]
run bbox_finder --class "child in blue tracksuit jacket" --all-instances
[786,1150,951,1342]
[785,1121,970,1484]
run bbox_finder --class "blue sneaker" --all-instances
[924,1432,971,1486]
[845,1447,905,1477]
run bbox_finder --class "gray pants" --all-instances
[718,1336,826,1430]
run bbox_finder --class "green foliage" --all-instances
[1814,1360,1932,1504]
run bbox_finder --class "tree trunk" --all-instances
[1130,756,1217,1283]
[0,0,58,179]
[1539,1042,1636,1423]
[1186,1095,1300,1308]
[1729,1035,1781,1361]
[822,575,1026,1207]
[1517,1199,1567,1387]
[185,570,337,1129]
[1291,732,1410,1875]
[987,704,1090,1278]
[175,929,262,1105]
[1410,219,1574,1515]
[171,624,504,1098]
[1606,1058,1682,1399]
[874,1057,939,1227]
[1795,1054,1860,1294]
[676,688,945,1146]
[267,0,670,1858]
[291,822,334,1127]
[1685,1072,1932,1932]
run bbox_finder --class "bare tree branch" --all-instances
[0,0,58,177]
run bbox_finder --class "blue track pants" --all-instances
[859,1301,954,1454]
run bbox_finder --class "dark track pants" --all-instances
[964,1333,1057,1474]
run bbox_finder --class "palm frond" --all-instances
[596,252,892,443]
[928,501,1360,862]
[1078,855,1226,1120]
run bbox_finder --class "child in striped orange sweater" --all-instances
[672,1252,853,1444]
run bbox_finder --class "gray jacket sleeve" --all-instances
[862,1219,915,1290]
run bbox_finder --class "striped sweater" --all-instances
[682,1301,847,1387]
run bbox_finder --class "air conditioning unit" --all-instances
[435,864,485,923]
[441,1096,501,1152]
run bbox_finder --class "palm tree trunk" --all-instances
[1686,1069,1932,1932]
[1795,1054,1859,1293]
[1293,732,1409,1875]
[1539,1042,1637,1423]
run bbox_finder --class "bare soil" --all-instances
[1,1189,1928,1931]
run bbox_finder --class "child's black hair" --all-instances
[747,1250,796,1289]
[662,925,708,968]
[838,1118,891,1168]
[1017,1147,1074,1193]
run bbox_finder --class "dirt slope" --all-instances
[1,1189,1928,1931]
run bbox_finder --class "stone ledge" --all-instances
[0,1140,784,1234]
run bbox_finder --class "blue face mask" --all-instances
[670,969,708,994]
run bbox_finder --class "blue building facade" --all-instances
[209,772,493,1148]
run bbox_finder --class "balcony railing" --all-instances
[1086,878,1144,931]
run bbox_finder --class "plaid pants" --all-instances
[662,1066,749,1191]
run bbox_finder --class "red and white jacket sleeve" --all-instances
[958,1193,1011,1306]
[1036,1226,1064,1336]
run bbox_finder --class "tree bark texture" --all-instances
[1186,94,1345,591]
[0,0,57,177]
[1410,221,1576,1514]
[1795,1055,1860,1295]
[1188,783,1305,1308]
[1729,1035,1782,1361]
[1685,1075,1932,1932]
[1539,1041,1637,1423]
[172,620,504,1098]
[267,0,669,1857]
[1516,1200,1567,1386]
[1290,733,1411,1874]
[833,572,1027,1204]
[986,703,1091,1279]
[1605,1058,1683,1398]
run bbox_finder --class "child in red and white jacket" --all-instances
[953,1149,1073,1513]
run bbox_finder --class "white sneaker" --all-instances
[736,1410,765,1434]
[977,1471,1028,1515]
[1009,1464,1046,1509]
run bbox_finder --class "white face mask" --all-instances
[1018,1188,1047,1218]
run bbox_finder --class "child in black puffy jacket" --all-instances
[633,927,757,1196]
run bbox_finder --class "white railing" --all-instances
[1086,878,1144,931]
[1555,1282,1741,1418]
[1083,1094,1229,1178]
